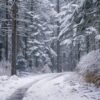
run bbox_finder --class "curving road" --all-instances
[6,73,65,100]
[6,72,98,100]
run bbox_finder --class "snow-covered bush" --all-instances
[0,60,11,76]
[41,64,52,73]
[16,53,27,71]
[77,50,100,87]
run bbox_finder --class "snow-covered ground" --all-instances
[0,74,49,100]
[0,72,100,100]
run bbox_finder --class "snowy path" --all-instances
[6,73,65,100]
[6,83,32,100]
[23,72,100,100]
[0,72,100,100]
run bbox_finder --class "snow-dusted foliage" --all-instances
[0,60,11,76]
[59,2,78,40]
[77,50,100,75]
[0,0,100,74]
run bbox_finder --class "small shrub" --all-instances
[77,50,100,87]
[85,71,100,87]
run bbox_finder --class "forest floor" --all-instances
[0,72,100,100]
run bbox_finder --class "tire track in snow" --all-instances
[6,78,43,100]
[6,73,65,100]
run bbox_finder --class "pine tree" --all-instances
[11,0,18,75]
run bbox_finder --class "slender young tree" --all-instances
[11,0,17,75]
[5,0,9,61]
[56,0,61,72]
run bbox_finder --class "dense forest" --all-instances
[0,0,100,100]
[0,0,100,75]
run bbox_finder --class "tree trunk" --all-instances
[5,0,9,61]
[56,0,61,72]
[86,35,90,53]
[11,0,17,75]
[77,43,80,61]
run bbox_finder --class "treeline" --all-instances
[0,0,100,75]
[0,0,60,75]
[59,0,100,70]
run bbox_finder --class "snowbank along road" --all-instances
[0,72,99,100]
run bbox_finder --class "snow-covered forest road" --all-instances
[0,72,99,100]
[6,73,65,100]
[6,83,32,100]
